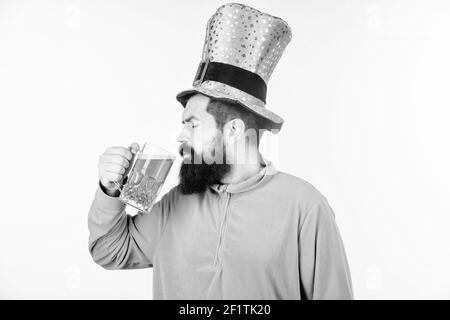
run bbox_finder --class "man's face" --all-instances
[177,93,221,164]
[177,93,231,194]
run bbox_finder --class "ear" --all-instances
[223,118,245,144]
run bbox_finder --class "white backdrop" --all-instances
[1,0,450,299]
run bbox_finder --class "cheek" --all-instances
[191,125,222,156]
[187,127,202,150]
[200,139,215,159]
[189,131,210,156]
[207,133,225,158]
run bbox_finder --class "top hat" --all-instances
[175,3,292,133]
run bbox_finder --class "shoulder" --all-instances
[267,170,335,222]
[270,170,327,204]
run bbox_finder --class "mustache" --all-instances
[178,140,227,165]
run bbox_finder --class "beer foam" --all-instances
[137,153,175,160]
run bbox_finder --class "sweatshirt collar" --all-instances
[209,155,277,194]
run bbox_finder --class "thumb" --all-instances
[129,142,140,155]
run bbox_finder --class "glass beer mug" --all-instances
[115,142,175,214]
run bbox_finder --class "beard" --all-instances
[178,142,231,195]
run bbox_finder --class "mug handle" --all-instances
[113,143,145,192]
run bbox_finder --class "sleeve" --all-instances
[87,181,174,270]
[298,198,354,299]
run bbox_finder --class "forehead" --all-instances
[182,93,211,121]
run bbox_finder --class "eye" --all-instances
[191,123,199,128]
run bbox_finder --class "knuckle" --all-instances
[109,155,120,165]
[118,157,127,167]
[120,150,131,160]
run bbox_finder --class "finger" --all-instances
[104,146,133,160]
[103,172,123,183]
[101,161,128,173]
[100,154,130,168]
[102,163,126,175]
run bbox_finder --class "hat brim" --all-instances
[175,86,284,133]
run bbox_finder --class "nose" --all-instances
[177,128,188,144]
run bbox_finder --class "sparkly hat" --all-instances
[175,3,292,133]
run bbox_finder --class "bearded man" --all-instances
[88,3,353,300]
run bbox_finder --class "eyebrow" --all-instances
[182,115,200,124]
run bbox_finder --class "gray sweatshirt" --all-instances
[88,157,353,299]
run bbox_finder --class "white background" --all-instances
[1,0,450,299]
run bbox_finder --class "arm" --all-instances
[298,198,354,299]
[87,182,174,270]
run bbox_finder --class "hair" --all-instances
[206,98,267,147]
